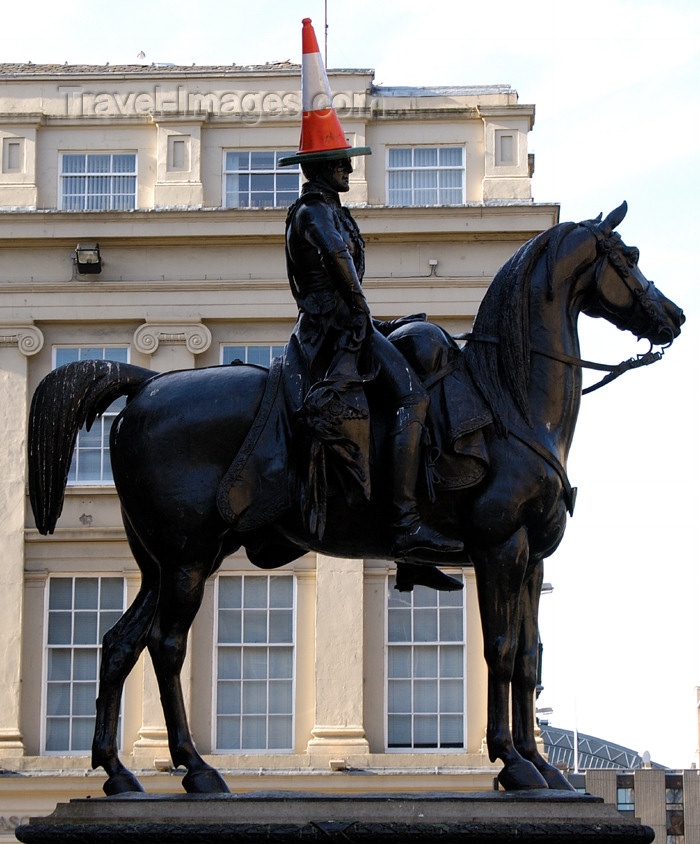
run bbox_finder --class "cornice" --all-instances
[371,107,480,121]
[0,275,493,297]
[25,526,127,542]
[0,203,559,245]
[0,112,44,125]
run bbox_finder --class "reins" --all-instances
[460,332,664,395]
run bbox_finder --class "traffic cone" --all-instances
[279,18,371,167]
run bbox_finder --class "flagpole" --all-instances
[573,697,580,774]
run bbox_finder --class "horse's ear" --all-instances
[600,201,628,236]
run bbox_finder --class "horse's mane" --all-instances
[463,221,579,434]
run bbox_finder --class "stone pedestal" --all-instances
[16,790,654,843]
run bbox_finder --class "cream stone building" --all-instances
[0,62,558,837]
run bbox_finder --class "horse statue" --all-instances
[28,202,683,795]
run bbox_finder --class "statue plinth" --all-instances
[16,790,654,843]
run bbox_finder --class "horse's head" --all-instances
[581,202,684,346]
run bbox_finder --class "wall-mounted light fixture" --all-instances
[75,242,102,274]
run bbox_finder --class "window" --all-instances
[387,147,464,206]
[54,346,129,484]
[215,575,295,752]
[60,153,137,210]
[44,576,125,753]
[666,777,684,844]
[221,344,285,367]
[223,151,300,208]
[616,782,635,814]
[387,574,465,749]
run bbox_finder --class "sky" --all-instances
[2,0,699,769]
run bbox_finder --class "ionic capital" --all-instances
[0,323,44,356]
[133,321,211,355]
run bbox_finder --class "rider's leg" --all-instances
[369,332,463,558]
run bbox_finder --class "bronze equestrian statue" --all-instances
[28,198,684,795]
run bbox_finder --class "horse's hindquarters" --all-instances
[111,365,267,543]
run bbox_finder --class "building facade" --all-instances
[0,62,558,837]
[566,769,700,844]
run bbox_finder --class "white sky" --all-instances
[2,0,699,769]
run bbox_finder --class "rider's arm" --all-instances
[296,202,369,315]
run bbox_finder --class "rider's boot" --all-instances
[395,562,464,592]
[390,408,463,560]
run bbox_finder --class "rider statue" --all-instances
[280,147,463,562]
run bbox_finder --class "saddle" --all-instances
[216,320,492,542]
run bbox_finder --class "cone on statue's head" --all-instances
[279,18,371,167]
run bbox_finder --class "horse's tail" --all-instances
[28,360,156,535]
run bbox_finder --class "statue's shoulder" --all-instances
[286,191,333,228]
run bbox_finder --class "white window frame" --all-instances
[42,575,125,755]
[385,573,467,752]
[213,573,296,754]
[59,152,137,211]
[222,150,301,209]
[220,344,285,367]
[53,346,129,486]
[386,146,465,207]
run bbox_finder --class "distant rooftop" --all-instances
[540,725,666,771]
[0,66,513,98]
[0,62,376,79]
[373,85,514,97]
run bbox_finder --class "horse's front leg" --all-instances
[511,557,575,790]
[473,528,548,791]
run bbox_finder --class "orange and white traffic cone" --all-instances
[280,17,371,166]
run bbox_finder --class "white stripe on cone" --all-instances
[302,50,333,113]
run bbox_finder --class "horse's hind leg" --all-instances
[92,548,159,794]
[511,558,575,791]
[147,556,230,794]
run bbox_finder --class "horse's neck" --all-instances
[526,272,584,465]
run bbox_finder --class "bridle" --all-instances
[465,333,663,396]
[464,222,669,395]
[579,220,675,354]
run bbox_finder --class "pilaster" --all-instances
[479,105,534,201]
[153,119,204,209]
[307,555,370,760]
[0,322,44,756]
[0,118,40,210]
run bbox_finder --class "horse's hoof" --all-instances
[103,771,146,795]
[183,767,230,794]
[498,759,548,791]
[537,763,576,791]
